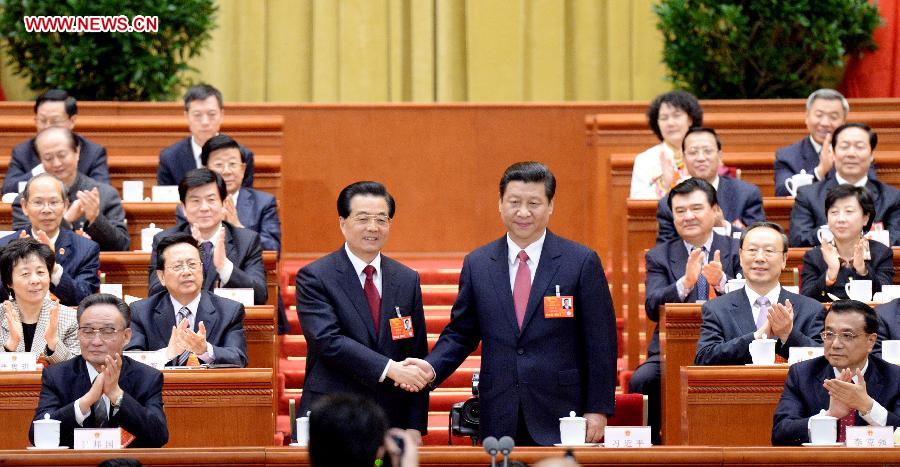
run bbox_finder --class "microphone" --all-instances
[482,436,499,467]
[498,436,515,467]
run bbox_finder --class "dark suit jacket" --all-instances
[0,229,100,306]
[157,137,254,187]
[874,298,900,357]
[800,239,893,302]
[11,173,130,251]
[3,134,108,194]
[425,230,617,445]
[789,177,900,247]
[656,176,765,244]
[296,248,429,431]
[29,355,168,448]
[771,355,900,445]
[176,187,281,252]
[695,287,824,365]
[147,222,267,305]
[774,137,877,197]
[643,233,741,361]
[126,291,248,367]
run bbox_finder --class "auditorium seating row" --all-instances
[588,105,900,371]
[3,446,899,466]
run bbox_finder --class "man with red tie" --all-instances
[404,162,617,445]
[295,181,429,442]
[772,299,900,445]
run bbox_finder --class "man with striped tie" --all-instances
[695,222,824,365]
[630,177,741,444]
[126,233,247,367]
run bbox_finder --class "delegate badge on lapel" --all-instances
[544,285,574,319]
[389,306,414,340]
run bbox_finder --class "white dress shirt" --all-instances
[190,137,203,169]
[835,173,868,188]
[506,230,546,292]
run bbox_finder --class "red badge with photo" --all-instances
[543,295,574,318]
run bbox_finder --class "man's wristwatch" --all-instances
[111,392,124,408]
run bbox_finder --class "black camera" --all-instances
[449,372,479,445]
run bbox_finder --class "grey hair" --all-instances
[806,89,849,116]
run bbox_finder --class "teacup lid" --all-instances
[753,338,777,343]
[33,413,60,424]
[810,410,837,420]
[560,411,584,421]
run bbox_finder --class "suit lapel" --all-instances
[732,289,757,334]
[236,190,253,229]
[179,138,198,172]
[487,237,521,336]
[668,239,689,286]
[800,137,818,168]
[717,177,736,220]
[335,249,378,343]
[813,360,833,411]
[54,230,74,270]
[153,296,178,348]
[195,293,219,336]
[377,257,401,346]
[862,357,885,410]
[521,232,562,333]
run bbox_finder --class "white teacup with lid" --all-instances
[749,337,776,365]
[33,413,61,448]
[808,410,838,444]
[785,170,814,197]
[559,411,586,445]
[726,274,746,293]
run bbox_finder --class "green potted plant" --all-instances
[0,0,217,100]
[655,0,881,98]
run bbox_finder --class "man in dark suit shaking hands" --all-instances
[296,181,429,441]
[405,162,617,446]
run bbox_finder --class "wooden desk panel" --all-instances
[660,303,704,445]
[99,251,279,307]
[682,366,788,446]
[0,368,273,449]
[246,306,277,370]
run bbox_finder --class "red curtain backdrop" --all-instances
[842,0,900,97]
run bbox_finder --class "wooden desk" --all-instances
[0,368,274,449]
[99,251,279,307]
[1,446,897,466]
[681,366,788,446]
[660,303,704,445]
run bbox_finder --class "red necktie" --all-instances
[363,265,381,335]
[513,250,531,329]
[837,410,856,442]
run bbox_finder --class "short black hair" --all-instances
[21,173,67,203]
[155,232,200,271]
[200,133,244,166]
[34,126,78,153]
[34,89,77,117]
[77,293,132,329]
[646,91,704,141]
[682,127,722,153]
[739,221,789,253]
[336,181,396,219]
[309,393,388,467]
[826,299,878,334]
[825,184,876,232]
[666,177,718,212]
[183,84,223,111]
[97,458,143,467]
[178,168,227,204]
[831,122,878,152]
[0,238,55,299]
[499,161,556,202]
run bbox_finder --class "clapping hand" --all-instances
[767,299,795,342]
[43,301,60,352]
[3,301,22,351]
[701,250,724,288]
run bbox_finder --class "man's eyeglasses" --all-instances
[166,261,202,273]
[349,214,390,227]
[26,200,64,210]
[78,327,124,341]
[741,247,784,259]
[820,331,866,343]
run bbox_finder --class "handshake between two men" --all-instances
[386,358,434,392]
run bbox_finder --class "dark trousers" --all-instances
[628,358,662,445]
